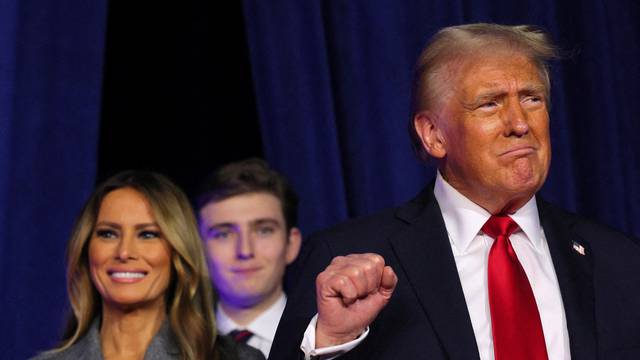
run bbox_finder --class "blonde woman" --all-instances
[32,171,264,360]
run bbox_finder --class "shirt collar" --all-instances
[433,171,543,254]
[216,293,287,342]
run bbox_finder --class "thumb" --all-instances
[378,266,397,298]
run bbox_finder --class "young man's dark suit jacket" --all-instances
[268,185,640,360]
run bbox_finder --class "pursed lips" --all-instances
[499,144,537,157]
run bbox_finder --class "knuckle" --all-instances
[316,274,328,288]
[345,253,366,261]
[361,261,376,274]
[347,266,363,279]
[335,275,349,287]
[316,271,327,283]
[332,255,347,263]
[317,268,336,284]
[369,253,385,266]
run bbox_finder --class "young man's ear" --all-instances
[285,228,302,264]
[413,111,447,159]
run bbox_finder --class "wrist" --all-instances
[315,322,363,348]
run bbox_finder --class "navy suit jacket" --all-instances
[269,186,640,360]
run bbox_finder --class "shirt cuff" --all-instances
[299,314,369,360]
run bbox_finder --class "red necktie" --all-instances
[229,329,253,344]
[483,215,549,360]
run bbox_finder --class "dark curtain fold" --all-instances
[0,0,107,358]
[243,0,640,237]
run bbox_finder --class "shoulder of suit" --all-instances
[304,186,437,250]
[29,342,98,360]
[539,199,640,251]
[304,205,407,252]
[28,320,101,360]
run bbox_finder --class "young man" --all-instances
[195,158,301,358]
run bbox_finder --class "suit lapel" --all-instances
[538,200,597,360]
[390,189,480,360]
[145,321,180,359]
[67,319,104,359]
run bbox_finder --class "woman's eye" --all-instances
[96,229,117,239]
[139,230,160,239]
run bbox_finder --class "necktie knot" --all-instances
[482,215,519,239]
[229,329,253,344]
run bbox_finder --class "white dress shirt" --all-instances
[301,172,571,359]
[434,172,570,359]
[217,293,287,358]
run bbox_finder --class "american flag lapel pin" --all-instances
[572,241,586,256]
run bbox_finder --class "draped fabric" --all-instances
[0,0,107,358]
[243,0,640,237]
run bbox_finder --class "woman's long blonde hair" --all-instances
[56,171,217,359]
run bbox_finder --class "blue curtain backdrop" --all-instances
[2,0,639,358]
[0,0,107,358]
[243,0,640,238]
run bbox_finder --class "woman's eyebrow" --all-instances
[94,221,121,229]
[134,222,159,230]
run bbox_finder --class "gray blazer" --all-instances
[31,319,265,360]
[31,319,179,360]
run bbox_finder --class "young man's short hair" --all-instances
[195,158,299,231]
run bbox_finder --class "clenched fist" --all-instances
[315,253,398,347]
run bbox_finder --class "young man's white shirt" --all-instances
[217,293,287,358]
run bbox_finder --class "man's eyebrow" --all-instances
[465,83,547,106]
[461,89,506,108]
[475,89,507,100]
[518,84,546,95]
[252,218,282,227]
[207,222,236,230]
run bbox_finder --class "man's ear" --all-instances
[413,111,447,159]
[285,227,302,264]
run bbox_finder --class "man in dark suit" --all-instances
[268,23,640,360]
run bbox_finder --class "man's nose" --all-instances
[236,231,255,260]
[504,100,529,136]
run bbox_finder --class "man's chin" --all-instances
[222,292,265,309]
[503,166,547,192]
